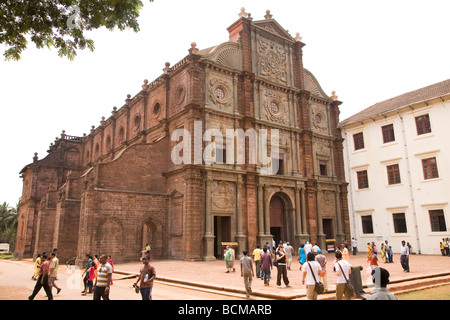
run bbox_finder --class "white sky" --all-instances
[1,0,449,206]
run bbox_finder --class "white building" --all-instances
[340,79,450,255]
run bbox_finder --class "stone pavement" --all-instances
[112,252,450,299]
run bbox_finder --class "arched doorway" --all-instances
[141,219,163,259]
[270,194,287,246]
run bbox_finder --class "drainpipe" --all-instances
[396,109,421,254]
[344,130,358,248]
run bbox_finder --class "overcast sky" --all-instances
[1,0,449,206]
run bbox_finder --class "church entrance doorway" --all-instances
[270,194,286,246]
[214,216,231,258]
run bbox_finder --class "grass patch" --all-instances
[0,252,14,259]
[397,285,450,300]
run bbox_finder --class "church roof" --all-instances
[339,78,450,127]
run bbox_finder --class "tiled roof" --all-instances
[339,78,450,127]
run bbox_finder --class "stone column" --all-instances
[203,173,215,261]
[235,175,246,258]
[294,186,302,248]
[256,185,273,247]
[335,186,345,246]
[257,183,265,240]
[264,186,271,236]
[316,188,326,251]
[299,187,309,244]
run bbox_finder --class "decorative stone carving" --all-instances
[211,181,235,213]
[257,38,288,84]
[320,190,335,216]
[263,89,288,123]
[311,104,328,135]
[208,77,233,109]
[174,85,186,105]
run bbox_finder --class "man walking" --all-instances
[260,247,273,286]
[28,254,53,300]
[400,240,410,272]
[252,245,262,278]
[284,242,294,270]
[351,238,357,255]
[48,252,62,295]
[93,254,112,300]
[302,252,322,300]
[133,256,156,300]
[315,249,328,291]
[334,251,352,300]
[240,250,254,298]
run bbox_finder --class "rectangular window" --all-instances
[216,142,226,164]
[393,213,407,233]
[429,209,447,232]
[361,215,374,234]
[382,124,395,143]
[415,114,431,135]
[272,153,284,175]
[387,164,401,185]
[357,170,369,189]
[422,157,439,179]
[353,132,365,150]
[319,160,327,176]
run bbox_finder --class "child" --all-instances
[388,246,394,263]
[81,261,96,295]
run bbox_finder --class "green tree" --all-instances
[0,200,20,252]
[0,0,151,61]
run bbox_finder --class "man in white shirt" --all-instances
[312,243,320,254]
[351,238,358,255]
[400,240,410,272]
[334,251,352,300]
[364,267,398,300]
[301,252,322,300]
[304,241,312,255]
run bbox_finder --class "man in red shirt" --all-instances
[29,254,53,300]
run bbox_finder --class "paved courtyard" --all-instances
[1,251,449,300]
[112,251,450,299]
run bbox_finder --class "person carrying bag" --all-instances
[302,252,324,300]
[335,251,354,300]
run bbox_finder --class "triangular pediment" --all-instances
[252,19,294,42]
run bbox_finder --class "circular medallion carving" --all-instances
[175,85,185,105]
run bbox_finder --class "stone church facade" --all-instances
[15,10,350,263]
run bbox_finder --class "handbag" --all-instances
[337,261,355,297]
[307,262,325,294]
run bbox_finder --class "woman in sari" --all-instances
[32,254,42,280]
[381,243,386,263]
[366,243,372,262]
